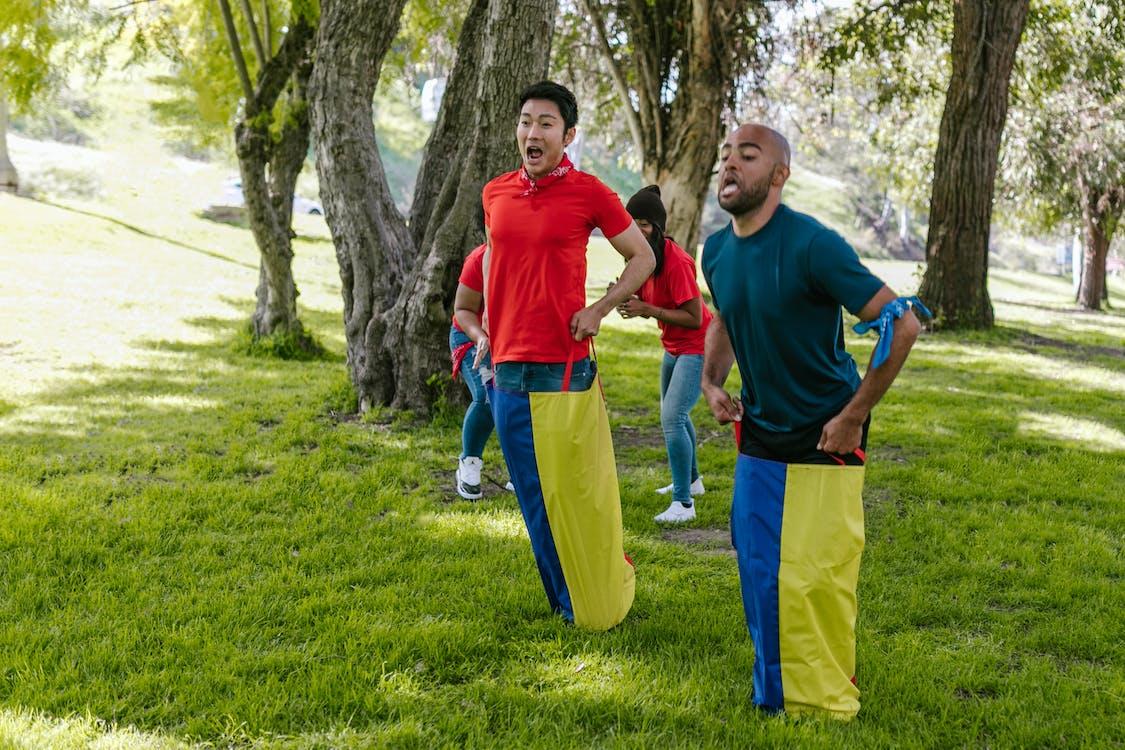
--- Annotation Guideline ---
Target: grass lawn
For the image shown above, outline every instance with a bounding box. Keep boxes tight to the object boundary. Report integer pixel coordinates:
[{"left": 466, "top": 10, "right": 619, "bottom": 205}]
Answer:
[
  {"left": 2, "top": 183, "right": 1123, "bottom": 747},
  {"left": 3, "top": 62, "right": 1124, "bottom": 748}
]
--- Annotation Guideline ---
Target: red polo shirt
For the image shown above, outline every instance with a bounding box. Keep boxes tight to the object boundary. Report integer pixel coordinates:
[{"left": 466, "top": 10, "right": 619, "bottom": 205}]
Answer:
[
  {"left": 483, "top": 169, "right": 633, "bottom": 364},
  {"left": 637, "top": 239, "right": 712, "bottom": 356},
  {"left": 451, "top": 244, "right": 486, "bottom": 332}
]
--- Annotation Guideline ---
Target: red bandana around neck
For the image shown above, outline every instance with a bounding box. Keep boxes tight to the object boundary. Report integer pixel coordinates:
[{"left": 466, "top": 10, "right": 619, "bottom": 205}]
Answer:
[{"left": 518, "top": 153, "right": 574, "bottom": 197}]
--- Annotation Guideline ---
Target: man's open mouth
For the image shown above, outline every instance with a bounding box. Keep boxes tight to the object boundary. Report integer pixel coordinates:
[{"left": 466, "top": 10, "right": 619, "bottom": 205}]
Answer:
[{"left": 720, "top": 174, "right": 740, "bottom": 198}]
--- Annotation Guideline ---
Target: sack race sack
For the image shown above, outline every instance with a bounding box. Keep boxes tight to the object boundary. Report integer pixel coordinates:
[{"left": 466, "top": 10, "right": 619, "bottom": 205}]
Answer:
[
  {"left": 731, "top": 453, "right": 865, "bottom": 719},
  {"left": 490, "top": 358, "right": 634, "bottom": 631}
]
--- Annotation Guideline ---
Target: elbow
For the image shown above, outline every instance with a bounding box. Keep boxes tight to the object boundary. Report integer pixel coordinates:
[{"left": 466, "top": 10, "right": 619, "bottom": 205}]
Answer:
[
  {"left": 901, "top": 312, "right": 922, "bottom": 345},
  {"left": 639, "top": 246, "right": 656, "bottom": 275}
]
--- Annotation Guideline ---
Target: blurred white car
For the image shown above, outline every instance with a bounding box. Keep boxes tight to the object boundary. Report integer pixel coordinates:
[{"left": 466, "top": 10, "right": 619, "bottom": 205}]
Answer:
[{"left": 213, "top": 176, "right": 323, "bottom": 215}]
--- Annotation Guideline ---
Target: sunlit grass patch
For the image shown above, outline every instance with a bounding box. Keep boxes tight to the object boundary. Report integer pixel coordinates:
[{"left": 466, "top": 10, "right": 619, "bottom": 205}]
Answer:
[
  {"left": 1018, "top": 411, "right": 1125, "bottom": 453},
  {"left": 0, "top": 707, "right": 190, "bottom": 750}
]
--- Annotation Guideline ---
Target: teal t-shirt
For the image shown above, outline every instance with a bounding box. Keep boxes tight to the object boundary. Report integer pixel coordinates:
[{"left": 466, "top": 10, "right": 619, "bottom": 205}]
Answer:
[{"left": 701, "top": 204, "right": 884, "bottom": 433}]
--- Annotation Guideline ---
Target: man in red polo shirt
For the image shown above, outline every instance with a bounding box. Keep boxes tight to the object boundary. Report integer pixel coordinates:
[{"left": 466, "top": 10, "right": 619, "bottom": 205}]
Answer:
[
  {"left": 471, "top": 81, "right": 654, "bottom": 380},
  {"left": 455, "top": 80, "right": 653, "bottom": 626}
]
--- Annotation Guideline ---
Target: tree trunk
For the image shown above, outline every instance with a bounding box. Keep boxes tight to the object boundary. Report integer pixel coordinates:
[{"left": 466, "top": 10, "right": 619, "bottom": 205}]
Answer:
[
  {"left": 231, "top": 15, "right": 317, "bottom": 344},
  {"left": 382, "top": 0, "right": 556, "bottom": 410},
  {"left": 0, "top": 89, "right": 18, "bottom": 194},
  {"left": 1077, "top": 189, "right": 1118, "bottom": 310},
  {"left": 643, "top": 123, "right": 719, "bottom": 256},
  {"left": 583, "top": 0, "right": 760, "bottom": 255},
  {"left": 250, "top": 57, "right": 314, "bottom": 339},
  {"left": 240, "top": 119, "right": 302, "bottom": 338},
  {"left": 918, "top": 0, "right": 1029, "bottom": 329},
  {"left": 654, "top": 0, "right": 739, "bottom": 255},
  {"left": 312, "top": 0, "right": 557, "bottom": 414},
  {"left": 311, "top": 0, "right": 412, "bottom": 410}
]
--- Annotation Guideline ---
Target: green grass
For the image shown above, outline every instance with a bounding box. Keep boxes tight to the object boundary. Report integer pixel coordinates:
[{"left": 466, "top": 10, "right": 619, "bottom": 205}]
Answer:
[
  {"left": 3, "top": 61, "right": 1125, "bottom": 749},
  {"left": 3, "top": 186, "right": 1123, "bottom": 747}
]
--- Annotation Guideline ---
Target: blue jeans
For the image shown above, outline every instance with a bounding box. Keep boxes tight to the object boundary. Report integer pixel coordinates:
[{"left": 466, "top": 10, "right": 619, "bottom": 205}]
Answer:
[
  {"left": 492, "top": 358, "right": 596, "bottom": 393},
  {"left": 450, "top": 327, "right": 494, "bottom": 458},
  {"left": 660, "top": 352, "right": 703, "bottom": 503}
]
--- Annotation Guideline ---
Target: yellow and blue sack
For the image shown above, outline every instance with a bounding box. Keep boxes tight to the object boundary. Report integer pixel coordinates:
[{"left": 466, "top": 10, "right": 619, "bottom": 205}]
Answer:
[
  {"left": 732, "top": 453, "right": 865, "bottom": 719},
  {"left": 489, "top": 362, "right": 635, "bottom": 631}
]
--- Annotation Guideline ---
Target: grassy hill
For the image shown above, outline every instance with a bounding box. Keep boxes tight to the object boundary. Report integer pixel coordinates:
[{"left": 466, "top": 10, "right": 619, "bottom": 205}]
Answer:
[{"left": 2, "top": 57, "right": 1124, "bottom": 750}]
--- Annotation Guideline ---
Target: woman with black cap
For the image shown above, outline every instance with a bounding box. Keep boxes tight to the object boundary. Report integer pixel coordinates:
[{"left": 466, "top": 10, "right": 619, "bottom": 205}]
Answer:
[{"left": 618, "top": 185, "right": 713, "bottom": 523}]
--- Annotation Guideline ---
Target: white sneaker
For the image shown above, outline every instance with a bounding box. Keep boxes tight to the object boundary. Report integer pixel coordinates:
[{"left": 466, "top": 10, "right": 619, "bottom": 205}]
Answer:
[
  {"left": 655, "top": 501, "right": 696, "bottom": 523},
  {"left": 655, "top": 477, "right": 705, "bottom": 496},
  {"left": 456, "top": 457, "right": 483, "bottom": 500},
  {"left": 504, "top": 481, "right": 515, "bottom": 492}
]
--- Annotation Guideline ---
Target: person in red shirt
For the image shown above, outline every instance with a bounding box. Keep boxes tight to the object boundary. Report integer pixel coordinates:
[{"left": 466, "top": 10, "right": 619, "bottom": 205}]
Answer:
[
  {"left": 468, "top": 82, "right": 655, "bottom": 378},
  {"left": 449, "top": 206, "right": 514, "bottom": 499},
  {"left": 455, "top": 80, "right": 654, "bottom": 626},
  {"left": 616, "top": 186, "right": 713, "bottom": 523}
]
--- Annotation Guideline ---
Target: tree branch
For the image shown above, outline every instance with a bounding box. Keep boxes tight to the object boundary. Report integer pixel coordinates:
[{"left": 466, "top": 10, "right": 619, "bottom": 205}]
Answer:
[
  {"left": 262, "top": 0, "right": 272, "bottom": 56},
  {"left": 252, "top": 14, "right": 315, "bottom": 112},
  {"left": 237, "top": 0, "right": 268, "bottom": 69},
  {"left": 625, "top": 0, "right": 661, "bottom": 159},
  {"left": 578, "top": 0, "right": 644, "bottom": 157},
  {"left": 217, "top": 0, "right": 256, "bottom": 106},
  {"left": 109, "top": 0, "right": 156, "bottom": 10}
]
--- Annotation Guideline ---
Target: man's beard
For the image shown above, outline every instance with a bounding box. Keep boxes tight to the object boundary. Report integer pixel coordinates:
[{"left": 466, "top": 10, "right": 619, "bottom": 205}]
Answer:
[{"left": 719, "top": 171, "right": 772, "bottom": 216}]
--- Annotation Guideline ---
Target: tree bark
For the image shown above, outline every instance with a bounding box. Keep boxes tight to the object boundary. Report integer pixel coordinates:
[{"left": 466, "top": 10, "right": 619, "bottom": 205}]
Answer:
[
  {"left": 311, "top": 0, "right": 412, "bottom": 409},
  {"left": 1076, "top": 184, "right": 1122, "bottom": 310},
  {"left": 230, "top": 14, "right": 317, "bottom": 343},
  {"left": 0, "top": 89, "right": 18, "bottom": 194},
  {"left": 918, "top": 0, "right": 1029, "bottom": 329},
  {"left": 312, "top": 0, "right": 557, "bottom": 413}
]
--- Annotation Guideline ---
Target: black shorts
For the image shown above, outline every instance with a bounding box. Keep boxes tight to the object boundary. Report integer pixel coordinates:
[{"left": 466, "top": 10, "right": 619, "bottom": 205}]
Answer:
[{"left": 739, "top": 413, "right": 870, "bottom": 466}]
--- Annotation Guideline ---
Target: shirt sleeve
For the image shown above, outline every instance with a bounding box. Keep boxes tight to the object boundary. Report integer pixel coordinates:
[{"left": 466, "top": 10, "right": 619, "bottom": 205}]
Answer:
[
  {"left": 459, "top": 246, "right": 485, "bottom": 292},
  {"left": 806, "top": 229, "right": 885, "bottom": 315},
  {"left": 588, "top": 178, "right": 634, "bottom": 238}
]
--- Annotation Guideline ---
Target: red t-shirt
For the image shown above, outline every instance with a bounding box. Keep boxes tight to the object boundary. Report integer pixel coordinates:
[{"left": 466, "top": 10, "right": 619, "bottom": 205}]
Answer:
[
  {"left": 451, "top": 244, "right": 486, "bottom": 332},
  {"left": 483, "top": 169, "right": 633, "bottom": 364},
  {"left": 636, "top": 239, "right": 712, "bottom": 356}
]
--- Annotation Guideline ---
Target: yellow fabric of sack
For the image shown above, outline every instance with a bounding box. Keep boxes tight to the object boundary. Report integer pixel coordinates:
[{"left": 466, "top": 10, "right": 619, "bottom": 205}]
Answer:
[
  {"left": 529, "top": 377, "right": 635, "bottom": 631},
  {"left": 778, "top": 464, "right": 865, "bottom": 719}
]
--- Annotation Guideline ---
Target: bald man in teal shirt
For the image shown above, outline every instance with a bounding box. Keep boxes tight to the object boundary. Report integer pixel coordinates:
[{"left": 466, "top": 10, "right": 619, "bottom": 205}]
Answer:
[{"left": 701, "top": 123, "right": 923, "bottom": 717}]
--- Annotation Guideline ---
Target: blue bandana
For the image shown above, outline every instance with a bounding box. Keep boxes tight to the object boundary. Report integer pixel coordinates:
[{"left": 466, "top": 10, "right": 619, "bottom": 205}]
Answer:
[{"left": 852, "top": 296, "right": 932, "bottom": 369}]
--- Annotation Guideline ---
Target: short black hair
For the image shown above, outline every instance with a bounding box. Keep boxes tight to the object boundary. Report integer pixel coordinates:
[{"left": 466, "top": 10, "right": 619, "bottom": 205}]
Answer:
[{"left": 518, "top": 80, "right": 578, "bottom": 131}]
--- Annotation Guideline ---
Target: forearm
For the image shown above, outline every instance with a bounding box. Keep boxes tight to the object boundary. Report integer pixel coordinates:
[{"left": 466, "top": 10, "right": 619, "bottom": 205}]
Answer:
[
  {"left": 839, "top": 310, "right": 920, "bottom": 422},
  {"left": 646, "top": 305, "right": 699, "bottom": 328},
  {"left": 703, "top": 317, "right": 735, "bottom": 388},
  {"left": 595, "top": 251, "right": 654, "bottom": 315},
  {"left": 454, "top": 309, "right": 486, "bottom": 344}
]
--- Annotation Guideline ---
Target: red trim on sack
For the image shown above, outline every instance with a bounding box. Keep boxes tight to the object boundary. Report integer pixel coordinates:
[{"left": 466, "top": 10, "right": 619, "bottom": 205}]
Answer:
[
  {"left": 850, "top": 675, "right": 858, "bottom": 686},
  {"left": 825, "top": 452, "right": 846, "bottom": 466},
  {"left": 854, "top": 448, "right": 866, "bottom": 463},
  {"left": 623, "top": 552, "right": 634, "bottom": 567}
]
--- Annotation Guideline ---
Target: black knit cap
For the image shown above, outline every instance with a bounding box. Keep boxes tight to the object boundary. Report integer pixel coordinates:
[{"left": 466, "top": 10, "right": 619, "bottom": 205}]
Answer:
[{"left": 625, "top": 185, "right": 667, "bottom": 232}]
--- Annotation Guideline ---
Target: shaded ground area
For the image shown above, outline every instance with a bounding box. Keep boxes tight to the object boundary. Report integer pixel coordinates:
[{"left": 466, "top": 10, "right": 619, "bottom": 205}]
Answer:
[{"left": 661, "top": 527, "right": 736, "bottom": 558}]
